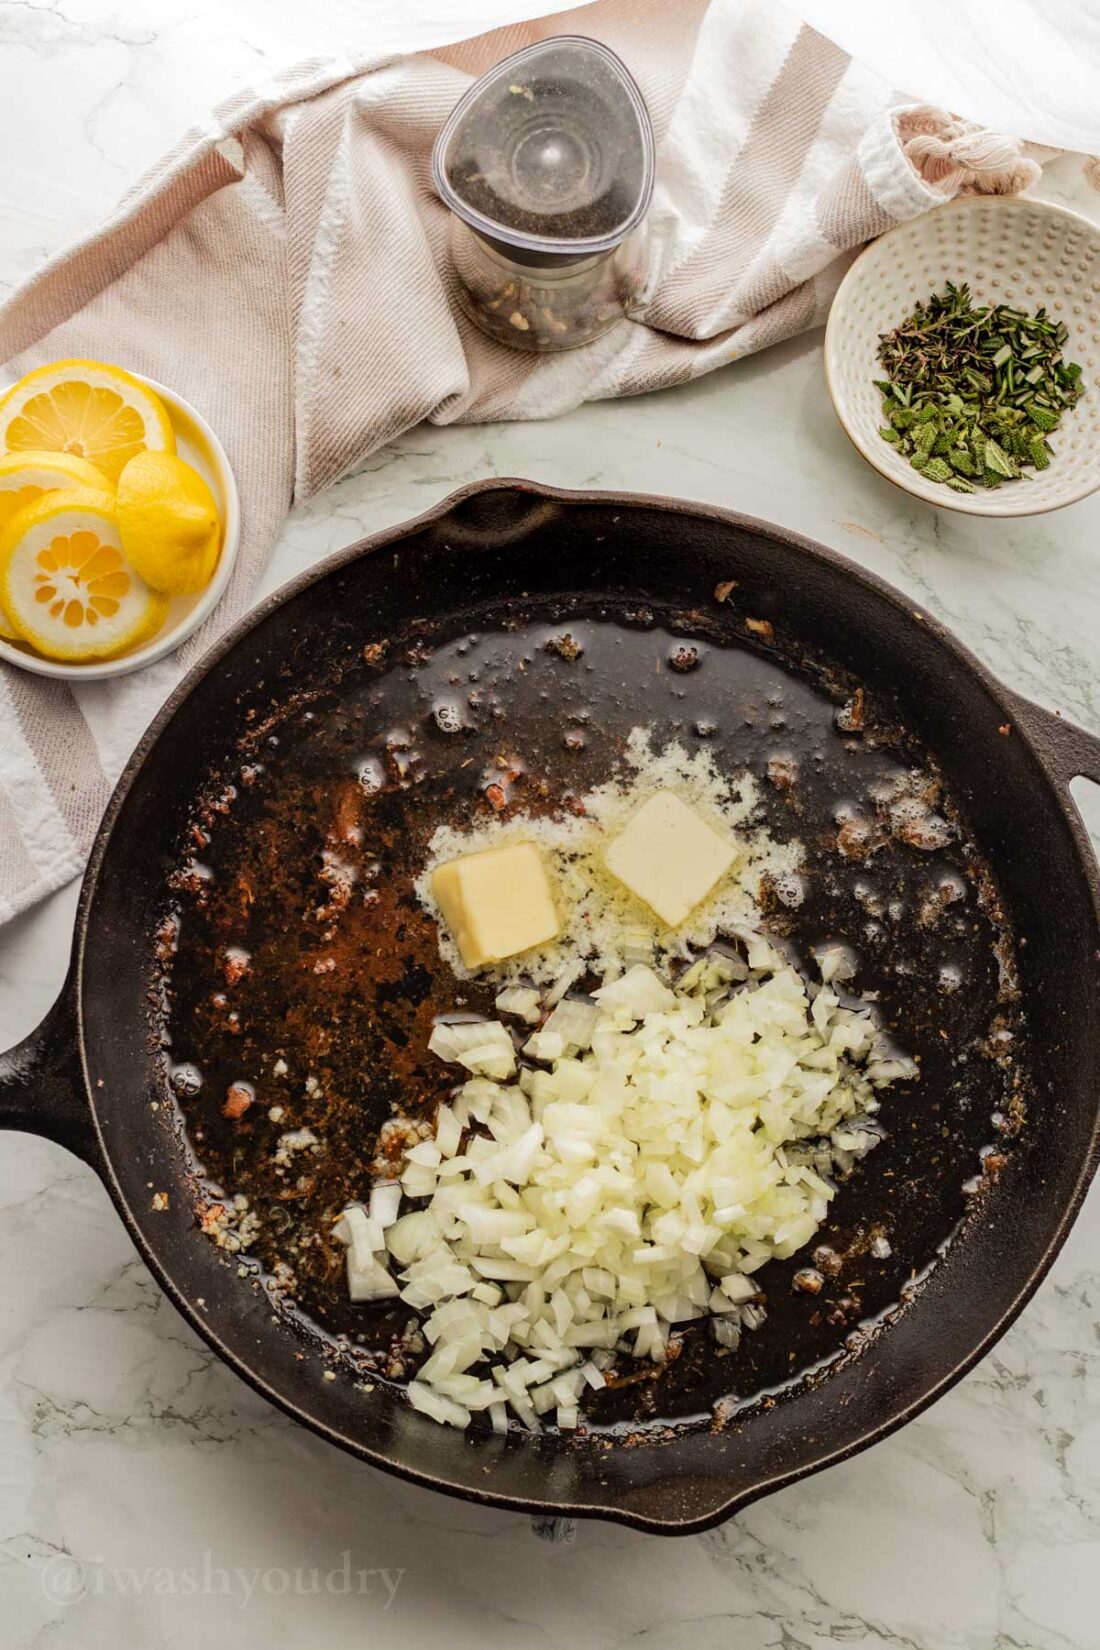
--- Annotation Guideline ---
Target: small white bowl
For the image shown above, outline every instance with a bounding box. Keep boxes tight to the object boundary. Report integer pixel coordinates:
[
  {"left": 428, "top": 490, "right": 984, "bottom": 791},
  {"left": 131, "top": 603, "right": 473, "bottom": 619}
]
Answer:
[
  {"left": 825, "top": 196, "right": 1100, "bottom": 516},
  {"left": 0, "top": 373, "right": 240, "bottom": 680}
]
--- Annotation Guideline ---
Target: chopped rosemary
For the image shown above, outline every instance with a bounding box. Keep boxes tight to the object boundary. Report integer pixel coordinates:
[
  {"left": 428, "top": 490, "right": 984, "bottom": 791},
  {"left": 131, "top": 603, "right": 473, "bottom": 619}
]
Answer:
[{"left": 873, "top": 282, "right": 1084, "bottom": 492}]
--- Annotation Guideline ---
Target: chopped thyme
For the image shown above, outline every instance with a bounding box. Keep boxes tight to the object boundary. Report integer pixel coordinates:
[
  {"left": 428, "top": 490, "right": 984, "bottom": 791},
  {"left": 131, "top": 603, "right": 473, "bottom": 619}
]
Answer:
[{"left": 874, "top": 283, "right": 1083, "bottom": 491}]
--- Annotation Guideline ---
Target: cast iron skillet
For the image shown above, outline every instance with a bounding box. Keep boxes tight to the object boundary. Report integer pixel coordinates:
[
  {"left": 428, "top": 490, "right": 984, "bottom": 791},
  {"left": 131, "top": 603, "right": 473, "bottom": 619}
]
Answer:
[{"left": 2, "top": 480, "right": 1099, "bottom": 1536}]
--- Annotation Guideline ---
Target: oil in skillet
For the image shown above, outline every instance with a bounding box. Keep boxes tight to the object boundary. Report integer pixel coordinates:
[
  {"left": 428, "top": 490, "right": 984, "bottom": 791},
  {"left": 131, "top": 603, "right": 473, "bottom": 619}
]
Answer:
[{"left": 159, "top": 608, "right": 1028, "bottom": 1426}]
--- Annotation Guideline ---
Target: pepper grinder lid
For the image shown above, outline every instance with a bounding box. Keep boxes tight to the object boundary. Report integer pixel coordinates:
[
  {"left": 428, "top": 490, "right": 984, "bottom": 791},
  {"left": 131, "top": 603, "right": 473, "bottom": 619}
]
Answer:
[{"left": 432, "top": 35, "right": 655, "bottom": 264}]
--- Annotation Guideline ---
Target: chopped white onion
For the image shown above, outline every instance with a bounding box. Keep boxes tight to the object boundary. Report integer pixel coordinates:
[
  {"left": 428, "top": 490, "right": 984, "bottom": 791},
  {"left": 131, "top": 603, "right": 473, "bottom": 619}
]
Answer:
[
  {"left": 428, "top": 1019, "right": 516, "bottom": 1080},
  {"left": 524, "top": 1029, "right": 564, "bottom": 1064},
  {"left": 713, "top": 1316, "right": 742, "bottom": 1350},
  {"left": 386, "top": 1209, "right": 440, "bottom": 1267},
  {"left": 813, "top": 942, "right": 857, "bottom": 984},
  {"left": 541, "top": 996, "right": 597, "bottom": 1053},
  {"left": 333, "top": 1203, "right": 384, "bottom": 1269},
  {"left": 347, "top": 1252, "right": 398, "bottom": 1302},
  {"left": 495, "top": 987, "right": 541, "bottom": 1024},
  {"left": 368, "top": 1182, "right": 402, "bottom": 1229},
  {"left": 545, "top": 961, "right": 585, "bottom": 1007},
  {"left": 592, "top": 964, "right": 676, "bottom": 1020},
  {"left": 354, "top": 948, "right": 911, "bottom": 1431},
  {"left": 866, "top": 1057, "right": 919, "bottom": 1085},
  {"left": 407, "top": 1380, "right": 471, "bottom": 1427}
]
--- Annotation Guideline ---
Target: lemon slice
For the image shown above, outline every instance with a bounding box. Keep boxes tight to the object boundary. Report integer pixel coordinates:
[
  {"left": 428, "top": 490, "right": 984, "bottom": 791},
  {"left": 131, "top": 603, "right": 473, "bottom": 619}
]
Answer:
[
  {"left": 0, "top": 452, "right": 115, "bottom": 641},
  {"left": 0, "top": 359, "right": 175, "bottom": 484},
  {"left": 117, "top": 451, "right": 221, "bottom": 595},
  {"left": 0, "top": 489, "right": 168, "bottom": 662},
  {"left": 0, "top": 450, "right": 114, "bottom": 529}
]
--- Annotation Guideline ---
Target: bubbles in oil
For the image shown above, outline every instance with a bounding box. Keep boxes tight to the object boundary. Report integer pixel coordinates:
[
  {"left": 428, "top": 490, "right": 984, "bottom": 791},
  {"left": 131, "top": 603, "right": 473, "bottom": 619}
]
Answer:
[
  {"left": 430, "top": 697, "right": 467, "bottom": 736},
  {"left": 357, "top": 756, "right": 386, "bottom": 794},
  {"left": 888, "top": 795, "right": 953, "bottom": 850},
  {"left": 169, "top": 1061, "right": 204, "bottom": 1098},
  {"left": 770, "top": 869, "right": 805, "bottom": 909}
]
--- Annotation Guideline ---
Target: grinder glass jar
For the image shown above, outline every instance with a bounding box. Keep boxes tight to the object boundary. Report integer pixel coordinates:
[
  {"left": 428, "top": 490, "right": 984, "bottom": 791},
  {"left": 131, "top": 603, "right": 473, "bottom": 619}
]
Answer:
[{"left": 432, "top": 36, "right": 655, "bottom": 353}]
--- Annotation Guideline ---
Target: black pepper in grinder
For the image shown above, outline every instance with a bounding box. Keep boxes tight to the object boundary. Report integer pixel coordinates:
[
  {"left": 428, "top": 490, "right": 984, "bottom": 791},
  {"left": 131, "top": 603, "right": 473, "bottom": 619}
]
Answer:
[{"left": 432, "top": 35, "right": 656, "bottom": 353}]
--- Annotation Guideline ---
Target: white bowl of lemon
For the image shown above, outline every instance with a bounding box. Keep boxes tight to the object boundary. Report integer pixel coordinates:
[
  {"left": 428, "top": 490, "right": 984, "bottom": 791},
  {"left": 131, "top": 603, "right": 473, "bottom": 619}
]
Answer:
[{"left": 0, "top": 359, "right": 239, "bottom": 679}]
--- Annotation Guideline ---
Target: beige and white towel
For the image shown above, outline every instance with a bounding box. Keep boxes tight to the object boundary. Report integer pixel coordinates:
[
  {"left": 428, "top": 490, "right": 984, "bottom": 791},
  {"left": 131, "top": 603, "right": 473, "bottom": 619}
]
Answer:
[{"left": 0, "top": 0, "right": 1044, "bottom": 922}]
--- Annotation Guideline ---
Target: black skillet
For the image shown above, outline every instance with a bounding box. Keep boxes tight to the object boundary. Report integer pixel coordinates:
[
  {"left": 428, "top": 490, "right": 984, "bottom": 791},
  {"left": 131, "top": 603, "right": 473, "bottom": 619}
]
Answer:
[{"left": 2, "top": 479, "right": 1098, "bottom": 1536}]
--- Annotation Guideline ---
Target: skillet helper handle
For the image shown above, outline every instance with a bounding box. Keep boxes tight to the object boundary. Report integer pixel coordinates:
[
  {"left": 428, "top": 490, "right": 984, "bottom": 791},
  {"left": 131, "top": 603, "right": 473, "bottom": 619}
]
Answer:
[
  {"left": 1007, "top": 692, "right": 1100, "bottom": 789},
  {"left": 0, "top": 972, "right": 98, "bottom": 1167}
]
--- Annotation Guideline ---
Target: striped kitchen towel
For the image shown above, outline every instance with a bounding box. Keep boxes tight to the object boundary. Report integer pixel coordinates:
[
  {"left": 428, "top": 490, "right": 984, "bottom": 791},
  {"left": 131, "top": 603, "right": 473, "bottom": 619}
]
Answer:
[{"left": 0, "top": 0, "right": 1044, "bottom": 922}]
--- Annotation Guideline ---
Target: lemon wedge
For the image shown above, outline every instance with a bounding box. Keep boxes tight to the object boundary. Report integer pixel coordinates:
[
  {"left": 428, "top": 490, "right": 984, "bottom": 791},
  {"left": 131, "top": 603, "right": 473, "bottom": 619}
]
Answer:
[
  {"left": 116, "top": 451, "right": 221, "bottom": 595},
  {"left": 0, "top": 359, "right": 175, "bottom": 484},
  {"left": 0, "top": 489, "right": 168, "bottom": 662}
]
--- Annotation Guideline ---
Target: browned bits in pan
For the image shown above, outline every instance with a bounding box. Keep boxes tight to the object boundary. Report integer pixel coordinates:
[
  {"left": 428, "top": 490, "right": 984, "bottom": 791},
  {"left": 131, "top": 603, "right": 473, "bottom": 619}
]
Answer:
[
  {"left": 223, "top": 948, "right": 251, "bottom": 986},
  {"left": 836, "top": 688, "right": 866, "bottom": 734},
  {"left": 667, "top": 644, "right": 700, "bottom": 673},
  {"left": 766, "top": 754, "right": 799, "bottom": 792},
  {"left": 545, "top": 631, "right": 583, "bottom": 662},
  {"left": 223, "top": 1083, "right": 254, "bottom": 1120}
]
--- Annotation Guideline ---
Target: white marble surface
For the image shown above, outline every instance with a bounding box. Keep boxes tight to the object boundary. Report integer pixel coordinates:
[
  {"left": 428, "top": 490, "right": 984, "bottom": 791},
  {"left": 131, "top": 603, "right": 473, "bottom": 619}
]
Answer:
[{"left": 2, "top": 4, "right": 1100, "bottom": 1645}]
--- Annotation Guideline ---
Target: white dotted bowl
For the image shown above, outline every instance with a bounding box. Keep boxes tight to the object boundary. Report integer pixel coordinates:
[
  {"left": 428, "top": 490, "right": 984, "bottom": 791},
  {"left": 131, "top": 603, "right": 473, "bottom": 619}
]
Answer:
[
  {"left": 825, "top": 196, "right": 1100, "bottom": 517},
  {"left": 0, "top": 373, "right": 240, "bottom": 680}
]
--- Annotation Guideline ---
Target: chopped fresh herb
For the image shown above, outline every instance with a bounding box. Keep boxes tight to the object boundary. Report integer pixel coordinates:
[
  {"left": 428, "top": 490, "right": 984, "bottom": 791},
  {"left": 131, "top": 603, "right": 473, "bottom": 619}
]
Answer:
[{"left": 873, "top": 283, "right": 1084, "bottom": 492}]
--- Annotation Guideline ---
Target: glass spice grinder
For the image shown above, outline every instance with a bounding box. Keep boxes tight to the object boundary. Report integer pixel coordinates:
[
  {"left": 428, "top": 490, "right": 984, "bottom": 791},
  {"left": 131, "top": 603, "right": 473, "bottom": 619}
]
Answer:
[{"left": 432, "top": 35, "right": 655, "bottom": 353}]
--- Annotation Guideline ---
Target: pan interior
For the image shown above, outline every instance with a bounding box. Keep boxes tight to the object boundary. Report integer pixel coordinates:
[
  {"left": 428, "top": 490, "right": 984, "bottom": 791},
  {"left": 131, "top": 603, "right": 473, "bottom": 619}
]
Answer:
[{"left": 154, "top": 592, "right": 1027, "bottom": 1432}]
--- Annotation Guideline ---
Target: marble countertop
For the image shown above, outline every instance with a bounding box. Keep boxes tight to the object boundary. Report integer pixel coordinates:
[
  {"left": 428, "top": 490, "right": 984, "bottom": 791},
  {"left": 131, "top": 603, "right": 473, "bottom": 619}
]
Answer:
[{"left": 2, "top": 5, "right": 1099, "bottom": 1646}]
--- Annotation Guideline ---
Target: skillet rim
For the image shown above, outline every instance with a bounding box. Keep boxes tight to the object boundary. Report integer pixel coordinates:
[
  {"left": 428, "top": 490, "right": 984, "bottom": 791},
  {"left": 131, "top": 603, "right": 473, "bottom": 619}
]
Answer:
[{"left": 71, "top": 477, "right": 1100, "bottom": 1534}]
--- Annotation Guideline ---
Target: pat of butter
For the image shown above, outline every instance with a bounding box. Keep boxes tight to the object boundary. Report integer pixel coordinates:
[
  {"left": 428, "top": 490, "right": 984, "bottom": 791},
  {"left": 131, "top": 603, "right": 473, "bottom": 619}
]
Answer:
[
  {"left": 604, "top": 790, "right": 737, "bottom": 928},
  {"left": 431, "top": 842, "right": 560, "bottom": 969}
]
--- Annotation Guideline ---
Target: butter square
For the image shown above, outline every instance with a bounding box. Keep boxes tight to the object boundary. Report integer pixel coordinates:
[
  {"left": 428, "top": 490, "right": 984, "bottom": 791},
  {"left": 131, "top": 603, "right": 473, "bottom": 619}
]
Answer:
[
  {"left": 604, "top": 790, "right": 736, "bottom": 928},
  {"left": 431, "top": 841, "right": 560, "bottom": 969}
]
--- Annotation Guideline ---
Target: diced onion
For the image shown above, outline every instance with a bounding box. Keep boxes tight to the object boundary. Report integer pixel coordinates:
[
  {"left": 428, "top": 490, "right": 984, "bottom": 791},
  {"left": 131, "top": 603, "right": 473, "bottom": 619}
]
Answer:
[
  {"left": 407, "top": 1380, "right": 471, "bottom": 1428},
  {"left": 593, "top": 964, "right": 676, "bottom": 1020},
  {"left": 541, "top": 997, "right": 597, "bottom": 1053},
  {"left": 347, "top": 1252, "right": 398, "bottom": 1302},
  {"left": 545, "top": 961, "right": 585, "bottom": 1007},
  {"left": 813, "top": 942, "right": 857, "bottom": 984},
  {"left": 495, "top": 988, "right": 541, "bottom": 1024},
  {"left": 352, "top": 949, "right": 911, "bottom": 1431},
  {"left": 333, "top": 1203, "right": 383, "bottom": 1268},
  {"left": 428, "top": 1019, "right": 516, "bottom": 1079},
  {"left": 368, "top": 1182, "right": 402, "bottom": 1229}
]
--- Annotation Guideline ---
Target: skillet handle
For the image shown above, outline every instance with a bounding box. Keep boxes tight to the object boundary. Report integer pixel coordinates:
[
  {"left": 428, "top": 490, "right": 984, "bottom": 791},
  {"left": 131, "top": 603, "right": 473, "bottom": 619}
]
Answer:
[
  {"left": 0, "top": 971, "right": 99, "bottom": 1167},
  {"left": 1006, "top": 692, "right": 1100, "bottom": 789}
]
